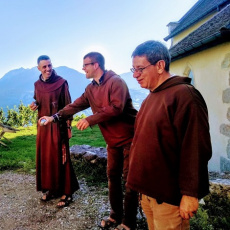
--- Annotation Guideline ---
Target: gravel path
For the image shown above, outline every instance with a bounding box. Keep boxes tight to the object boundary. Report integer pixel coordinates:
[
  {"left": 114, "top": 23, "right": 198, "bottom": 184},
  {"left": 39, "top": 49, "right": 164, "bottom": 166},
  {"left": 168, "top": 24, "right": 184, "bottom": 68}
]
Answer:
[
  {"left": 1, "top": 171, "right": 229, "bottom": 230},
  {"left": 0, "top": 171, "right": 110, "bottom": 230}
]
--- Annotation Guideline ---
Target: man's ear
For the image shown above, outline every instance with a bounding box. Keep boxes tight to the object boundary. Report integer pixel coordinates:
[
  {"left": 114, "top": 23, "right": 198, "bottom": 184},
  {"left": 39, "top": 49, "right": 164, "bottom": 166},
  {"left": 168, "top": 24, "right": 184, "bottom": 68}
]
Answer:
[
  {"left": 94, "top": 62, "right": 99, "bottom": 70},
  {"left": 157, "top": 60, "right": 165, "bottom": 74},
  {"left": 37, "top": 66, "right": 40, "bottom": 71}
]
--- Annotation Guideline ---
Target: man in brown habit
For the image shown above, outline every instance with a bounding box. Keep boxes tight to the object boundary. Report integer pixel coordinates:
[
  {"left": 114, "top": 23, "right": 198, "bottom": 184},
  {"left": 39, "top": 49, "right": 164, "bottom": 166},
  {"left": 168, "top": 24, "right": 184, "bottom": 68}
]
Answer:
[{"left": 30, "top": 55, "right": 79, "bottom": 208}]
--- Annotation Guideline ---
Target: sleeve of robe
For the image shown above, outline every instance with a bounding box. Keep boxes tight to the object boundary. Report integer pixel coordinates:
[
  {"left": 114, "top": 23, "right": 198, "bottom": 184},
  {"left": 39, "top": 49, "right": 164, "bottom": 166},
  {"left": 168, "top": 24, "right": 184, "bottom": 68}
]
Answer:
[
  {"left": 57, "top": 91, "right": 90, "bottom": 119},
  {"left": 61, "top": 81, "right": 73, "bottom": 125},
  {"left": 174, "top": 86, "right": 212, "bottom": 199}
]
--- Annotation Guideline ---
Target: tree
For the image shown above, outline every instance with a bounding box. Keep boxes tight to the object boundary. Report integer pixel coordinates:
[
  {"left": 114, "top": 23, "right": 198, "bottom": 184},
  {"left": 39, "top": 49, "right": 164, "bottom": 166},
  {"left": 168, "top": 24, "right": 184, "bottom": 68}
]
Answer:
[
  {"left": 0, "top": 108, "right": 6, "bottom": 124},
  {"left": 0, "top": 102, "right": 37, "bottom": 127}
]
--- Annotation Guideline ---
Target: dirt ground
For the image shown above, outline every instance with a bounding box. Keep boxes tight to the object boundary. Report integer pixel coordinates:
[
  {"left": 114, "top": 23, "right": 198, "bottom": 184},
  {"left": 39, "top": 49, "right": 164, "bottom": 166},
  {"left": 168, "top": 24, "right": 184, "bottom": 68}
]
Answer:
[
  {"left": 0, "top": 171, "right": 111, "bottom": 230},
  {"left": 1, "top": 171, "right": 229, "bottom": 230}
]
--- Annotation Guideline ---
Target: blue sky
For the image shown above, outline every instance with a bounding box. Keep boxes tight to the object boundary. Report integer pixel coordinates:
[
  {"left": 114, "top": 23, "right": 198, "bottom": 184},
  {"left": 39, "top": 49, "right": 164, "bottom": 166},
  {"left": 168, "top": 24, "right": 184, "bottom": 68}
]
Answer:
[{"left": 0, "top": 0, "right": 198, "bottom": 78}]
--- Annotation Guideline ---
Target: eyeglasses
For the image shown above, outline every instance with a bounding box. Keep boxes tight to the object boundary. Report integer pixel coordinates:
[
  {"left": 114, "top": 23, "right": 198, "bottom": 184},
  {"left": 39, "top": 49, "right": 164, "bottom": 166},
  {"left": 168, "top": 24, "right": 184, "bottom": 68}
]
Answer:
[
  {"left": 130, "top": 64, "right": 153, "bottom": 73},
  {"left": 83, "top": 62, "right": 95, "bottom": 68}
]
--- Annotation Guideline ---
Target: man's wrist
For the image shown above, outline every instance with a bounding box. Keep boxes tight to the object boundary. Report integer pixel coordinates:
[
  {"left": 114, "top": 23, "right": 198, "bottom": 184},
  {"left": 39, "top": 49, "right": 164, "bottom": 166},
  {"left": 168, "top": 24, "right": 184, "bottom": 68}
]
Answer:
[{"left": 52, "top": 113, "right": 59, "bottom": 123}]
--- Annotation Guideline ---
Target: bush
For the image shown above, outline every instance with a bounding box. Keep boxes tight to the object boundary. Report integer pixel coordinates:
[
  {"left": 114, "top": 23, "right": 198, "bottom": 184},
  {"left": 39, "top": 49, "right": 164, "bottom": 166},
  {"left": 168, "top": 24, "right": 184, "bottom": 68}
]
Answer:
[
  {"left": 190, "top": 207, "right": 213, "bottom": 230},
  {"left": 204, "top": 191, "right": 230, "bottom": 229},
  {"left": 0, "top": 102, "right": 37, "bottom": 127},
  {"left": 72, "top": 158, "right": 107, "bottom": 187},
  {"left": 74, "top": 113, "right": 87, "bottom": 122},
  {"left": 190, "top": 191, "right": 230, "bottom": 229},
  {"left": 0, "top": 108, "right": 5, "bottom": 123}
]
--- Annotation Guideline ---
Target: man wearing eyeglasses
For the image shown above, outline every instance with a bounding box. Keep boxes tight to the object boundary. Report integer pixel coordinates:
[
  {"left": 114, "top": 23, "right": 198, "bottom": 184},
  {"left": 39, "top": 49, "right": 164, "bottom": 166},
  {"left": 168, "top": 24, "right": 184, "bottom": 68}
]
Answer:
[
  {"left": 126, "top": 41, "right": 212, "bottom": 230},
  {"left": 40, "top": 52, "right": 138, "bottom": 230}
]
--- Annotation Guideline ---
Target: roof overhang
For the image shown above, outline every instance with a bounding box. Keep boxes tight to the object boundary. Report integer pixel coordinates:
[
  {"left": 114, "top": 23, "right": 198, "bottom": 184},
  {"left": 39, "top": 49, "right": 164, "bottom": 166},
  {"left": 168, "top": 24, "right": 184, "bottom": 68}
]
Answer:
[{"left": 170, "top": 28, "right": 230, "bottom": 62}]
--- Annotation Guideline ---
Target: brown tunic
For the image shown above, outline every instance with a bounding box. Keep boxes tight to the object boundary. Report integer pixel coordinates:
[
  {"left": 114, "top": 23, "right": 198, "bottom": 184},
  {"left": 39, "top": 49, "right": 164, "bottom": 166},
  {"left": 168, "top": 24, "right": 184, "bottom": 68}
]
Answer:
[
  {"left": 57, "top": 70, "right": 137, "bottom": 147},
  {"left": 34, "top": 70, "right": 79, "bottom": 195},
  {"left": 127, "top": 76, "right": 212, "bottom": 205}
]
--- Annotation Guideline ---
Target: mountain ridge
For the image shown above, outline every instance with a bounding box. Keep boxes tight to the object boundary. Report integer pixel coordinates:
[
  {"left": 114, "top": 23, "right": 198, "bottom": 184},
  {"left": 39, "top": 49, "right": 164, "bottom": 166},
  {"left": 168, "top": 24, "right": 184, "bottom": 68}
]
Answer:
[{"left": 0, "top": 66, "right": 148, "bottom": 113}]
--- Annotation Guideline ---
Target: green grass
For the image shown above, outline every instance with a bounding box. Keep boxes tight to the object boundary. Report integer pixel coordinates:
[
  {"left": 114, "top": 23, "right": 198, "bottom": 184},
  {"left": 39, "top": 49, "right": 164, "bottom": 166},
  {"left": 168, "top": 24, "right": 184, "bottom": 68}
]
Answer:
[
  {"left": 0, "top": 126, "right": 37, "bottom": 172},
  {"left": 70, "top": 123, "right": 106, "bottom": 147},
  {"left": 0, "top": 121, "right": 105, "bottom": 173}
]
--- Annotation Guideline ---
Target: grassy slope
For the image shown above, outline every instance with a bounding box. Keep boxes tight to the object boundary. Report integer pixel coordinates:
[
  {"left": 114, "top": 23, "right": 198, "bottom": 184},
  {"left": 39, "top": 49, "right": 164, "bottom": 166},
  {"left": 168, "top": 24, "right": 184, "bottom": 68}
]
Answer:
[{"left": 0, "top": 121, "right": 105, "bottom": 172}]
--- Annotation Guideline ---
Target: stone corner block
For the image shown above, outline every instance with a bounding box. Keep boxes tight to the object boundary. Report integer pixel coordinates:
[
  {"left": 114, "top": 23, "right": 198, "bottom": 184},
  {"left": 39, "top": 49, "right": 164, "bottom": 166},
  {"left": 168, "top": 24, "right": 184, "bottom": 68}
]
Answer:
[{"left": 220, "top": 156, "right": 230, "bottom": 172}]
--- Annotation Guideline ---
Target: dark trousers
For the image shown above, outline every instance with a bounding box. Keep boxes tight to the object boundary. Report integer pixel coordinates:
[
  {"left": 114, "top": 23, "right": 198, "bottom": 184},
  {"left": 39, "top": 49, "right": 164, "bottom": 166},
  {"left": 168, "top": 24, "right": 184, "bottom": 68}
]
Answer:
[{"left": 107, "top": 144, "right": 138, "bottom": 229}]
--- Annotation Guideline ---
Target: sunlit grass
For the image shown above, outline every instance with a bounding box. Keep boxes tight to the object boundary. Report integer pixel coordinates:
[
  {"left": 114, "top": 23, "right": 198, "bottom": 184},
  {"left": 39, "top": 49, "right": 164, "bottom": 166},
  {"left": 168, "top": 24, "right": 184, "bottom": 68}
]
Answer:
[
  {"left": 0, "top": 126, "right": 37, "bottom": 172},
  {"left": 0, "top": 121, "right": 105, "bottom": 173},
  {"left": 70, "top": 123, "right": 106, "bottom": 147}
]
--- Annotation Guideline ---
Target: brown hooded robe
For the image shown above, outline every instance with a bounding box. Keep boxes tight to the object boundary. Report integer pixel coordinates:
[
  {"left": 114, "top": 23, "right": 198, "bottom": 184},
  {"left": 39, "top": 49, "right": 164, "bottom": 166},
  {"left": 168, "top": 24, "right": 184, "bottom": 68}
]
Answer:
[{"left": 34, "top": 70, "right": 79, "bottom": 195}]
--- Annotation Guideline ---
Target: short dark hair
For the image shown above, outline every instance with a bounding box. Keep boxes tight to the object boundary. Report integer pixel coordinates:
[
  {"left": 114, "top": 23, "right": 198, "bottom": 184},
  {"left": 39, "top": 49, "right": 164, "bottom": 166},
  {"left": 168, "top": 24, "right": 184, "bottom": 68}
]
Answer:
[
  {"left": 132, "top": 40, "right": 171, "bottom": 72},
  {"left": 83, "top": 52, "right": 105, "bottom": 71},
  {"left": 37, "top": 55, "right": 50, "bottom": 65}
]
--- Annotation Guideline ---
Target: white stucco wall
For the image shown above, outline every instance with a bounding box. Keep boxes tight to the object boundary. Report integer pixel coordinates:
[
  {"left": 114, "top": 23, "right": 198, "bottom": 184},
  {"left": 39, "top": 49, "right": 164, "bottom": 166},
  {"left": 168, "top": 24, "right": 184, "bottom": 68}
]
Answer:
[{"left": 170, "top": 43, "right": 230, "bottom": 172}]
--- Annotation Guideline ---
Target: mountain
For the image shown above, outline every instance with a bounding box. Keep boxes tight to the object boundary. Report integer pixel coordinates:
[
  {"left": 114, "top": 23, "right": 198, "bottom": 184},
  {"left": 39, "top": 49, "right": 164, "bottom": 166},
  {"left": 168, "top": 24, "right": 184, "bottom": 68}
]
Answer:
[
  {"left": 120, "top": 72, "right": 142, "bottom": 90},
  {"left": 0, "top": 66, "right": 90, "bottom": 111},
  {"left": 0, "top": 67, "right": 148, "bottom": 113},
  {"left": 120, "top": 72, "right": 149, "bottom": 109}
]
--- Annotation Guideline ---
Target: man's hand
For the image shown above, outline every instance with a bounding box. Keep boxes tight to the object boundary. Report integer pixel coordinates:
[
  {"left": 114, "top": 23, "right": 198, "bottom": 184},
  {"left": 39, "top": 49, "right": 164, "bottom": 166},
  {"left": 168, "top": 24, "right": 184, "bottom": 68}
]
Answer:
[
  {"left": 39, "top": 116, "right": 54, "bottom": 125},
  {"left": 76, "top": 118, "right": 89, "bottom": 131},
  {"left": 180, "top": 195, "right": 199, "bottom": 220},
  {"left": 29, "top": 101, "right": 38, "bottom": 111}
]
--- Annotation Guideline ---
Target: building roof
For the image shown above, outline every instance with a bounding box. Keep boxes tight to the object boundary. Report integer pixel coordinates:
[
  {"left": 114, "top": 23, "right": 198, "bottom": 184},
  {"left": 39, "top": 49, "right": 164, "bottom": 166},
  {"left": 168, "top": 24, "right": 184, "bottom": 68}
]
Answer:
[
  {"left": 164, "top": 0, "right": 229, "bottom": 41},
  {"left": 168, "top": 3, "right": 230, "bottom": 61}
]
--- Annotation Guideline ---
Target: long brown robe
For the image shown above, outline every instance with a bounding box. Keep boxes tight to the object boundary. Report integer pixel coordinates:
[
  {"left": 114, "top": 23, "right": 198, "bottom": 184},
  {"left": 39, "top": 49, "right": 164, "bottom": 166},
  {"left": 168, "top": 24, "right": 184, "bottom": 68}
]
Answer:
[
  {"left": 127, "top": 76, "right": 212, "bottom": 206},
  {"left": 34, "top": 70, "right": 79, "bottom": 196}
]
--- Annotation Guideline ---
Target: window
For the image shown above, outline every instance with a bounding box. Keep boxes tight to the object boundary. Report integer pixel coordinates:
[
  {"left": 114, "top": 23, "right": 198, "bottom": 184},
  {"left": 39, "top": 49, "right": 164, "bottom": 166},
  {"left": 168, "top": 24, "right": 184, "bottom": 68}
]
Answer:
[
  {"left": 183, "top": 65, "right": 195, "bottom": 86},
  {"left": 188, "top": 70, "right": 194, "bottom": 85}
]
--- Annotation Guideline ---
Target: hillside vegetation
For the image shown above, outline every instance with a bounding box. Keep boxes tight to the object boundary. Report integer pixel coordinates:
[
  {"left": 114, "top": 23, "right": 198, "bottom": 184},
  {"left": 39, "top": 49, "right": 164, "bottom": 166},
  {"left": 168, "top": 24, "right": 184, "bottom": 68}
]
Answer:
[{"left": 0, "top": 121, "right": 105, "bottom": 172}]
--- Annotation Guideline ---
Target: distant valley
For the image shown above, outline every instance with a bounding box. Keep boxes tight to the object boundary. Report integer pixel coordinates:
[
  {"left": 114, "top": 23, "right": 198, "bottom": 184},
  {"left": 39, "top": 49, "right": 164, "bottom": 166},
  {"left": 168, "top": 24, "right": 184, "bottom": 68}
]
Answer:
[{"left": 0, "top": 67, "right": 148, "bottom": 115}]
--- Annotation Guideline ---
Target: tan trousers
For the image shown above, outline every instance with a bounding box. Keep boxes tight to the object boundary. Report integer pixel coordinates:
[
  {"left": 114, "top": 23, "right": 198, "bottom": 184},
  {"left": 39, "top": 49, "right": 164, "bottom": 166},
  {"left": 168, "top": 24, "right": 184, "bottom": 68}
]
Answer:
[{"left": 141, "top": 194, "right": 190, "bottom": 230}]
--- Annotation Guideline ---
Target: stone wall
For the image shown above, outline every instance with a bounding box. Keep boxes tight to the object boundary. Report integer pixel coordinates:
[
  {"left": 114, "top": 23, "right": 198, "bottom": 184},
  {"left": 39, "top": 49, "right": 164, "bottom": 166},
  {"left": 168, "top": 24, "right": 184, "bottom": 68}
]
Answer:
[
  {"left": 70, "top": 144, "right": 230, "bottom": 197},
  {"left": 70, "top": 144, "right": 107, "bottom": 165},
  {"left": 220, "top": 54, "right": 230, "bottom": 172}
]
